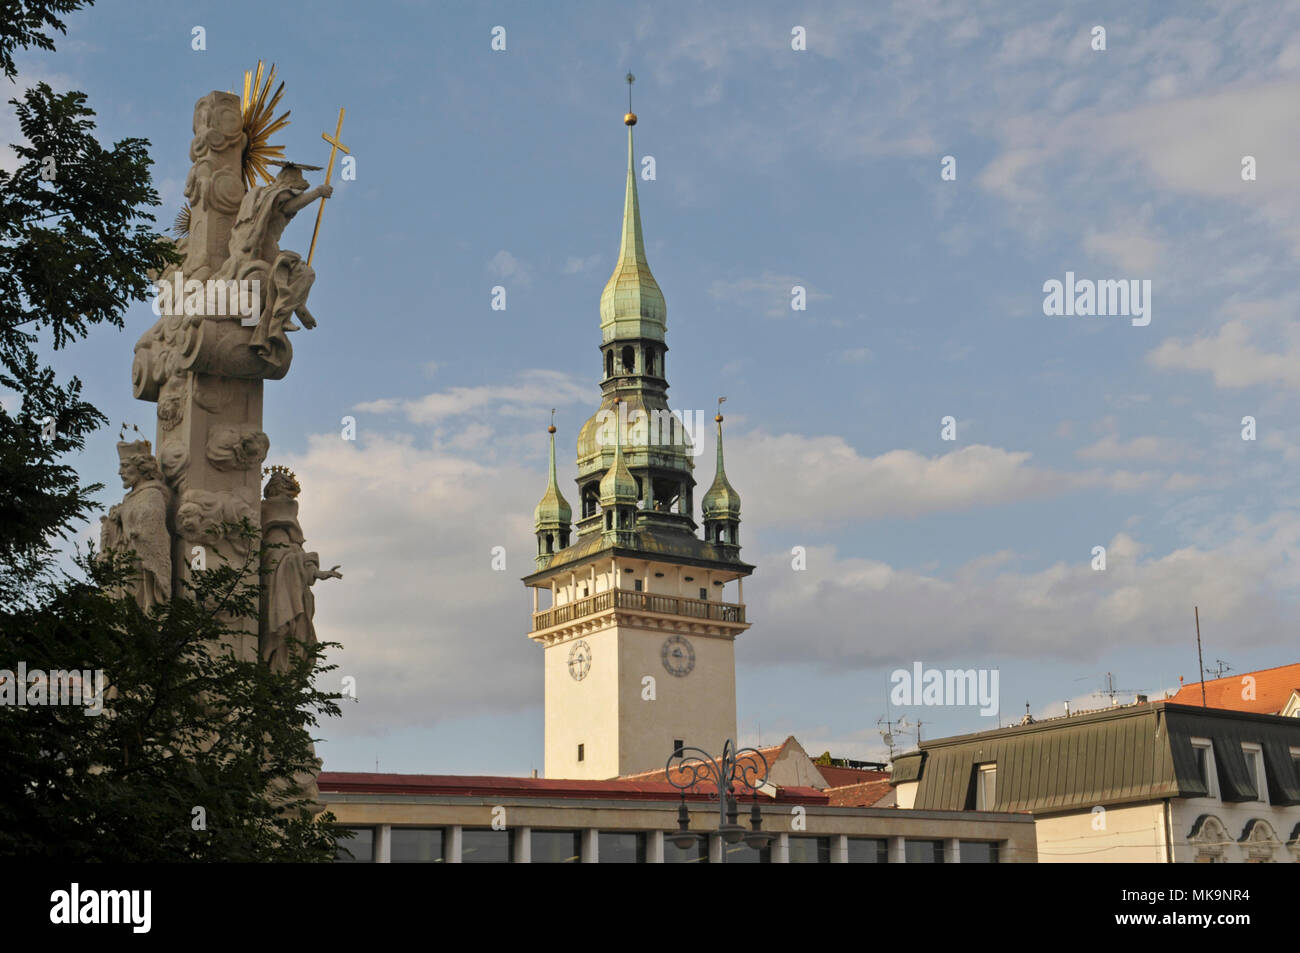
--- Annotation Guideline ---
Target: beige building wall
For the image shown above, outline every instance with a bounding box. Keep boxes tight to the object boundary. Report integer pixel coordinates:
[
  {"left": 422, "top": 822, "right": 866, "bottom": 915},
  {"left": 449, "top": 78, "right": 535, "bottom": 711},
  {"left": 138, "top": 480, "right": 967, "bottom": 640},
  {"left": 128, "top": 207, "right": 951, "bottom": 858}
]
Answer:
[
  {"left": 617, "top": 626, "right": 736, "bottom": 777},
  {"left": 1170, "top": 793, "right": 1300, "bottom": 863},
  {"left": 894, "top": 780, "right": 918, "bottom": 809},
  {"left": 1032, "top": 801, "right": 1168, "bottom": 863},
  {"left": 544, "top": 627, "right": 621, "bottom": 779},
  {"left": 544, "top": 623, "right": 738, "bottom": 779}
]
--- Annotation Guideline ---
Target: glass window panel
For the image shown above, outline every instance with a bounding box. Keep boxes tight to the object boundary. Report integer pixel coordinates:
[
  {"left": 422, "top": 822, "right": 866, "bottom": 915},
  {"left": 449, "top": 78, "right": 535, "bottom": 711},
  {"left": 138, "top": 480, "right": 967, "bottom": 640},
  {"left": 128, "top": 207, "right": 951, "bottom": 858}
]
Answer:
[
  {"left": 976, "top": 764, "right": 997, "bottom": 810},
  {"left": 723, "top": 840, "right": 770, "bottom": 863},
  {"left": 598, "top": 831, "right": 646, "bottom": 863},
  {"left": 904, "top": 839, "right": 945, "bottom": 863},
  {"left": 333, "top": 826, "right": 374, "bottom": 863},
  {"left": 847, "top": 837, "right": 888, "bottom": 863},
  {"left": 531, "top": 830, "right": 581, "bottom": 864},
  {"left": 1194, "top": 746, "right": 1210, "bottom": 787},
  {"left": 664, "top": 837, "right": 708, "bottom": 864},
  {"left": 390, "top": 827, "right": 444, "bottom": 863},
  {"left": 959, "top": 840, "right": 1000, "bottom": 863},
  {"left": 461, "top": 828, "right": 512, "bottom": 864},
  {"left": 788, "top": 836, "right": 831, "bottom": 863}
]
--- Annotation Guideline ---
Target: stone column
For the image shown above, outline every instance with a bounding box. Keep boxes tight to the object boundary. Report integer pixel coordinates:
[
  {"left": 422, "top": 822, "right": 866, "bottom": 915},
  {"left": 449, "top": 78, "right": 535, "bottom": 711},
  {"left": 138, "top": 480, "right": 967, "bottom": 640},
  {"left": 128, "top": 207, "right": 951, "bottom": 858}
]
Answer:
[
  {"left": 133, "top": 91, "right": 267, "bottom": 663},
  {"left": 889, "top": 835, "right": 905, "bottom": 863},
  {"left": 513, "top": 827, "right": 531, "bottom": 863}
]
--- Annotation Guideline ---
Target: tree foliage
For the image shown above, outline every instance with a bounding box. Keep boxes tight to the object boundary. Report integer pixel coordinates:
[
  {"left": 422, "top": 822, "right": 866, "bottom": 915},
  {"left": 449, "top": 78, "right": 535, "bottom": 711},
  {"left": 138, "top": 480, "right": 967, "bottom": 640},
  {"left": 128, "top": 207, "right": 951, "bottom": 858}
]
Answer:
[{"left": 0, "top": 0, "right": 344, "bottom": 861}]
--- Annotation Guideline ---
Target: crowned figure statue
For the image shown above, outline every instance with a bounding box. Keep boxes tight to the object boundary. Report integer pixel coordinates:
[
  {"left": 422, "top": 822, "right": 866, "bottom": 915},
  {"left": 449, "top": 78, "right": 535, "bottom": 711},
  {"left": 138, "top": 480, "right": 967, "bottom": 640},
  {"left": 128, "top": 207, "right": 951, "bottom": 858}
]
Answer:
[
  {"left": 259, "top": 466, "right": 341, "bottom": 673},
  {"left": 100, "top": 438, "right": 173, "bottom": 612}
]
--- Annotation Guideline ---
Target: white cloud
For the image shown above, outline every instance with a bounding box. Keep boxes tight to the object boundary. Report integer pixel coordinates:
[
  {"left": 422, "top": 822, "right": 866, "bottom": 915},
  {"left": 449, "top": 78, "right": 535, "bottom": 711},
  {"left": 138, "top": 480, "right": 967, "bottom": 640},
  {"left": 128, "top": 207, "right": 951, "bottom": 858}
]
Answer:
[
  {"left": 743, "top": 520, "right": 1300, "bottom": 671},
  {"left": 288, "top": 431, "right": 545, "bottom": 734},
  {"left": 1076, "top": 434, "right": 1186, "bottom": 464},
  {"left": 355, "top": 369, "right": 589, "bottom": 426},
  {"left": 487, "top": 249, "right": 531, "bottom": 286},
  {"left": 730, "top": 431, "right": 1158, "bottom": 530},
  {"left": 707, "top": 273, "right": 829, "bottom": 319},
  {"left": 1083, "top": 227, "right": 1165, "bottom": 272},
  {"left": 1148, "top": 296, "right": 1300, "bottom": 390},
  {"left": 837, "top": 346, "right": 874, "bottom": 364},
  {"left": 563, "top": 253, "right": 604, "bottom": 275}
]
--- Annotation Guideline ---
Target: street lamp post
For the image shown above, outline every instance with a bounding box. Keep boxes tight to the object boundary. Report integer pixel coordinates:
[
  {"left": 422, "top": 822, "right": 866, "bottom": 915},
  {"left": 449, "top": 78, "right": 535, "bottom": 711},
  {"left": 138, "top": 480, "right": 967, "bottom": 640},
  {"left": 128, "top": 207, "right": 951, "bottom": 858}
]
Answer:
[{"left": 665, "top": 739, "right": 774, "bottom": 859}]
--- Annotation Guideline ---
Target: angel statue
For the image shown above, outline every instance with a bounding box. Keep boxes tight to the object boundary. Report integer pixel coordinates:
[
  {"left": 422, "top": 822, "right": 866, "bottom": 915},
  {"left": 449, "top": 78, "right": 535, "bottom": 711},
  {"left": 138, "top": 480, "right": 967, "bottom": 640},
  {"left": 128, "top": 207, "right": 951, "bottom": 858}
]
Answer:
[
  {"left": 259, "top": 467, "right": 341, "bottom": 674},
  {"left": 100, "top": 439, "right": 173, "bottom": 612}
]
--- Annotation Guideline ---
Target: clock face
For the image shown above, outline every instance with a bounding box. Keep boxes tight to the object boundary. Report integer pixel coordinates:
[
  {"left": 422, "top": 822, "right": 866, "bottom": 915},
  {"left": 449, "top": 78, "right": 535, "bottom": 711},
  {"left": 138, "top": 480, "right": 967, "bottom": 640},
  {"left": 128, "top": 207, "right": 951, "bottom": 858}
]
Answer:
[
  {"left": 661, "top": 635, "right": 695, "bottom": 677},
  {"left": 568, "top": 640, "right": 592, "bottom": 681}
]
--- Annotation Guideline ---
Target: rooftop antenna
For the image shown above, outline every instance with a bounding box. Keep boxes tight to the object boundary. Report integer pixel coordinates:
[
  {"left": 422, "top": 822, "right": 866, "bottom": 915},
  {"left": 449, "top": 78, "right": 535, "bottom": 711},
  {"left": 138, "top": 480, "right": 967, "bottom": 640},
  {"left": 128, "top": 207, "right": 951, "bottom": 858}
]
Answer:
[
  {"left": 1100, "top": 672, "right": 1142, "bottom": 706},
  {"left": 1195, "top": 606, "right": 1207, "bottom": 707},
  {"left": 876, "top": 716, "right": 900, "bottom": 760},
  {"left": 1209, "top": 658, "right": 1232, "bottom": 678}
]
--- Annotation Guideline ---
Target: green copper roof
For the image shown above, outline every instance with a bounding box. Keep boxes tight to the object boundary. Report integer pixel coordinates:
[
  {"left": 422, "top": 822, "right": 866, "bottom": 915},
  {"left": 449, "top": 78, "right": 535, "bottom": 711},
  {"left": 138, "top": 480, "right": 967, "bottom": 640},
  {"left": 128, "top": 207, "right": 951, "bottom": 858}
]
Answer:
[
  {"left": 598, "top": 406, "right": 638, "bottom": 504},
  {"left": 894, "top": 702, "right": 1300, "bottom": 812},
  {"left": 599, "top": 125, "right": 666, "bottom": 344},
  {"left": 534, "top": 428, "right": 572, "bottom": 527},
  {"left": 701, "top": 416, "right": 741, "bottom": 519}
]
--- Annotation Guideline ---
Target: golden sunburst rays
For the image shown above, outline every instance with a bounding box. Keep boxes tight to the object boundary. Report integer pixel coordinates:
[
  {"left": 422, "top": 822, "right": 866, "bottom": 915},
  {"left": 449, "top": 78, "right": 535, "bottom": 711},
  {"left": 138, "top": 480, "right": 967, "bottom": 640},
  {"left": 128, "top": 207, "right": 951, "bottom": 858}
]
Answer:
[
  {"left": 173, "top": 203, "right": 191, "bottom": 237},
  {"left": 240, "top": 60, "right": 290, "bottom": 190}
]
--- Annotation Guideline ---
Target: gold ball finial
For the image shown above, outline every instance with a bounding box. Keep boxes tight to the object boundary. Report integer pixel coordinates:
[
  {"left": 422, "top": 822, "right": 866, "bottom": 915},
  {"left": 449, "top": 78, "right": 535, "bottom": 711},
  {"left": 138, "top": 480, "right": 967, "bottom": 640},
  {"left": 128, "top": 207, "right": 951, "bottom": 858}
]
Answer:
[
  {"left": 625, "top": 112, "right": 637, "bottom": 126},
  {"left": 548, "top": 425, "right": 557, "bottom": 434},
  {"left": 715, "top": 414, "right": 723, "bottom": 423},
  {"left": 624, "top": 72, "right": 637, "bottom": 125}
]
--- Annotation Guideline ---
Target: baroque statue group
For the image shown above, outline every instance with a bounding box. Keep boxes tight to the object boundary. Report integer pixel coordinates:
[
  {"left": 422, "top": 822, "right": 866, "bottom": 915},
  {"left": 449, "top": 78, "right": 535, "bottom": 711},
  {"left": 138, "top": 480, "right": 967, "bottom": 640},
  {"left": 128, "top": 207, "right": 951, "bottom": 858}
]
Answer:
[{"left": 99, "top": 75, "right": 342, "bottom": 676}]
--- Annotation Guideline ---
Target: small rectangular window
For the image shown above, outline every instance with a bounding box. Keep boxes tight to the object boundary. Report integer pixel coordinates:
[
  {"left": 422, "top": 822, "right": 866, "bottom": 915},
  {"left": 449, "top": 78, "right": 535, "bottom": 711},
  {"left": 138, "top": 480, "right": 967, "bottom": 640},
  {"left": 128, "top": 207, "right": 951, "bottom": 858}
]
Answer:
[
  {"left": 1191, "top": 738, "right": 1216, "bottom": 797},
  {"left": 1242, "top": 744, "right": 1267, "bottom": 803},
  {"left": 634, "top": 579, "right": 643, "bottom": 592},
  {"left": 577, "top": 743, "right": 584, "bottom": 762},
  {"left": 699, "top": 587, "right": 707, "bottom": 600},
  {"left": 673, "top": 739, "right": 684, "bottom": 754}
]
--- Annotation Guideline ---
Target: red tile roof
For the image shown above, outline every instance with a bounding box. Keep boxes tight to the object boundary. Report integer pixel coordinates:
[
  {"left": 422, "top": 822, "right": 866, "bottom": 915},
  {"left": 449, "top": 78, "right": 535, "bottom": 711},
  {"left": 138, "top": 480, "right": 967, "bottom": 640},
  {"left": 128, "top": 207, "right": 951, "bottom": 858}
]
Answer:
[
  {"left": 824, "top": 780, "right": 894, "bottom": 808},
  {"left": 1167, "top": 662, "right": 1300, "bottom": 715},
  {"left": 617, "top": 738, "right": 793, "bottom": 787},
  {"left": 317, "top": 771, "right": 828, "bottom": 804}
]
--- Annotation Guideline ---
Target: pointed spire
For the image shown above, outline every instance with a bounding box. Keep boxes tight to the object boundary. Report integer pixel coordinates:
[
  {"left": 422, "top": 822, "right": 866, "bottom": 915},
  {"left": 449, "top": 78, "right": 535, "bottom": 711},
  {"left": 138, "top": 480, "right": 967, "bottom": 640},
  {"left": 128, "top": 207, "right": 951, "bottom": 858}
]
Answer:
[
  {"left": 600, "top": 80, "right": 666, "bottom": 344},
  {"left": 599, "top": 401, "right": 638, "bottom": 505},
  {"left": 702, "top": 405, "right": 741, "bottom": 521},
  {"left": 534, "top": 414, "right": 572, "bottom": 528}
]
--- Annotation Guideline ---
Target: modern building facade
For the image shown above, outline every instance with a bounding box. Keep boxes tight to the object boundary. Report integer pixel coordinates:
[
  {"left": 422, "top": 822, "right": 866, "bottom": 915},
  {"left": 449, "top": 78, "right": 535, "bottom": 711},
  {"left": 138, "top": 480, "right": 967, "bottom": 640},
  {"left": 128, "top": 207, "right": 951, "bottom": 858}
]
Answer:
[{"left": 320, "top": 769, "right": 1036, "bottom": 863}]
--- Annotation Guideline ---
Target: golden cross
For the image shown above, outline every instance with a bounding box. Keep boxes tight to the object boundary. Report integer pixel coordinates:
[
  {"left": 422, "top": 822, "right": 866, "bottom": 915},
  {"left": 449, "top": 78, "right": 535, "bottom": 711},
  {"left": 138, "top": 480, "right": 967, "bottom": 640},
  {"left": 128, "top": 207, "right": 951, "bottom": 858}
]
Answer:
[{"left": 308, "top": 107, "right": 349, "bottom": 267}]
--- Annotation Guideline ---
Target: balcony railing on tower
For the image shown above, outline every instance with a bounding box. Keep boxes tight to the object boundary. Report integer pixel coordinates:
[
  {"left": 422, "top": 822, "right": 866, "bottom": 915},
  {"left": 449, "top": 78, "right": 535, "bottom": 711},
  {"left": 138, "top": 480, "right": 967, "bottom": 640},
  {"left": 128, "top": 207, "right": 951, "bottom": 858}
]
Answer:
[{"left": 531, "top": 587, "right": 745, "bottom": 632}]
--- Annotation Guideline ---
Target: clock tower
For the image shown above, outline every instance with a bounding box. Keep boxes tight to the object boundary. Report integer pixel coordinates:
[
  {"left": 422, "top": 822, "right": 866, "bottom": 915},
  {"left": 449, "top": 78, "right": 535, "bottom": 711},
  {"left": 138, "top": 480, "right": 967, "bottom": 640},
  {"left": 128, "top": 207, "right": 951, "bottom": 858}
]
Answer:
[{"left": 522, "top": 103, "right": 753, "bottom": 780}]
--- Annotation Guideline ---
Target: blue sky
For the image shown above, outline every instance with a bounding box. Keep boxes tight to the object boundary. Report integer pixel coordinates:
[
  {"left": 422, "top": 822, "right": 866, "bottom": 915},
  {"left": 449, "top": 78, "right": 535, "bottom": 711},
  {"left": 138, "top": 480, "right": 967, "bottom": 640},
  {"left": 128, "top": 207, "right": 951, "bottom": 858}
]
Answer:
[{"left": 13, "top": 0, "right": 1300, "bottom": 773}]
